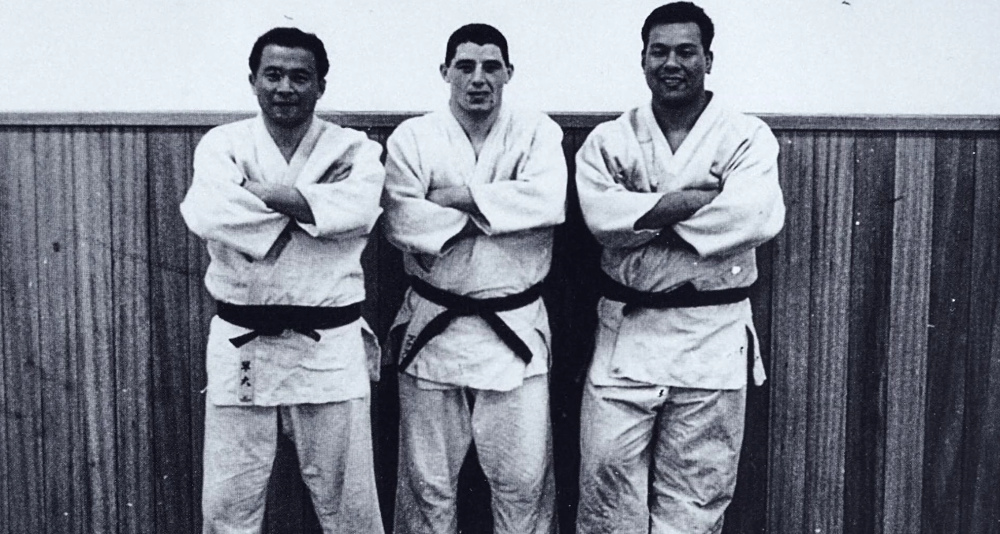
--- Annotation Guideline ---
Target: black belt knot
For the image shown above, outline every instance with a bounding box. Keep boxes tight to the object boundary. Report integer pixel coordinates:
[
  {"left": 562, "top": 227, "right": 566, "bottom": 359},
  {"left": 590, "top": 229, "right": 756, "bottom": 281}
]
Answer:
[
  {"left": 598, "top": 272, "right": 751, "bottom": 316},
  {"left": 398, "top": 277, "right": 544, "bottom": 372},
  {"left": 216, "top": 301, "right": 363, "bottom": 348}
]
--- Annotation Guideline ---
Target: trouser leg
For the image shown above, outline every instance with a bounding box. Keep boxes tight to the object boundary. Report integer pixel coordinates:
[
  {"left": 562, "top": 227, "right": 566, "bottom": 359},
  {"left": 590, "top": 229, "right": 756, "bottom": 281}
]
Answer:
[
  {"left": 576, "top": 380, "right": 660, "bottom": 534},
  {"left": 394, "top": 374, "right": 472, "bottom": 534},
  {"left": 472, "top": 375, "right": 557, "bottom": 534},
  {"left": 649, "top": 387, "right": 746, "bottom": 534},
  {"left": 283, "top": 395, "right": 384, "bottom": 534},
  {"left": 201, "top": 401, "right": 278, "bottom": 534}
]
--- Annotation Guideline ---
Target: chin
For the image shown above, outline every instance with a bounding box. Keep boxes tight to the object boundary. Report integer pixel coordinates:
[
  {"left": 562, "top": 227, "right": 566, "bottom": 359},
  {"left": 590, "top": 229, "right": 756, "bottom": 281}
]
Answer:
[
  {"left": 463, "top": 105, "right": 496, "bottom": 116},
  {"left": 269, "top": 114, "right": 309, "bottom": 128},
  {"left": 656, "top": 93, "right": 698, "bottom": 107}
]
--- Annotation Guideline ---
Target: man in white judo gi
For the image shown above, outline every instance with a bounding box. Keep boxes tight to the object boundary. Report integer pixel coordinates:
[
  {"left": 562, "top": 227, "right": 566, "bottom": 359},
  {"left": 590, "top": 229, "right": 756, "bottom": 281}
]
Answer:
[
  {"left": 381, "top": 23, "right": 566, "bottom": 534},
  {"left": 574, "top": 3, "right": 786, "bottom": 533},
  {"left": 180, "top": 27, "right": 385, "bottom": 534}
]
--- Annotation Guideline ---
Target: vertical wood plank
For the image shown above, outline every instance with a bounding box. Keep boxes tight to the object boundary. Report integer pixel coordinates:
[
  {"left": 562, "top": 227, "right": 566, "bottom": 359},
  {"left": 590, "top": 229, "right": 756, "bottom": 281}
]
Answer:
[
  {"left": 0, "top": 133, "right": 5, "bottom": 534},
  {"left": 963, "top": 133, "right": 1000, "bottom": 534},
  {"left": 35, "top": 128, "right": 89, "bottom": 534},
  {"left": 110, "top": 128, "right": 155, "bottom": 534},
  {"left": 804, "top": 132, "right": 855, "bottom": 534},
  {"left": 767, "top": 131, "right": 814, "bottom": 534},
  {"left": 0, "top": 129, "right": 45, "bottom": 534},
  {"left": 921, "top": 133, "right": 975, "bottom": 534},
  {"left": 72, "top": 128, "right": 118, "bottom": 533},
  {"left": 148, "top": 128, "right": 197, "bottom": 534},
  {"left": 844, "top": 132, "right": 896, "bottom": 534},
  {"left": 882, "top": 133, "right": 934, "bottom": 534}
]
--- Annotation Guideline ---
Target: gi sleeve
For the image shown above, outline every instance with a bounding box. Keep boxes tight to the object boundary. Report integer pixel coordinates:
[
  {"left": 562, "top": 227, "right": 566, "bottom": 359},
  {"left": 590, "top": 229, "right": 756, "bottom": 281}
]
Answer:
[
  {"left": 296, "top": 134, "right": 385, "bottom": 239},
  {"left": 179, "top": 128, "right": 289, "bottom": 260},
  {"left": 575, "top": 122, "right": 662, "bottom": 249},
  {"left": 381, "top": 123, "right": 471, "bottom": 255},
  {"left": 673, "top": 123, "right": 786, "bottom": 257},
  {"left": 467, "top": 118, "right": 567, "bottom": 235}
]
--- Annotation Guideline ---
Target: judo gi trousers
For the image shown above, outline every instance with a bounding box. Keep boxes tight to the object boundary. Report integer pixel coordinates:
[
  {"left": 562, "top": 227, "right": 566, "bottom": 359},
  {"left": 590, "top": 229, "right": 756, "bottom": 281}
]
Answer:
[
  {"left": 201, "top": 396, "right": 384, "bottom": 534},
  {"left": 576, "top": 380, "right": 746, "bottom": 534},
  {"left": 394, "top": 373, "right": 557, "bottom": 534}
]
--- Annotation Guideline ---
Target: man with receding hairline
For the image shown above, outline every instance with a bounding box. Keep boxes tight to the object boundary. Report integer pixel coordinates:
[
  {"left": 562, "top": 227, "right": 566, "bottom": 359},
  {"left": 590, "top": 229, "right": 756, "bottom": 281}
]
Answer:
[
  {"left": 180, "top": 27, "right": 385, "bottom": 534},
  {"left": 574, "top": 3, "right": 785, "bottom": 533},
  {"left": 382, "top": 22, "right": 565, "bottom": 534}
]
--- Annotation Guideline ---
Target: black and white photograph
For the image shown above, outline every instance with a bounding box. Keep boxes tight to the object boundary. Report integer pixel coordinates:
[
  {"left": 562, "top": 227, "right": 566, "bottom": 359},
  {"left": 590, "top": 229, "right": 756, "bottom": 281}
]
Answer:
[{"left": 0, "top": 1, "right": 998, "bottom": 533}]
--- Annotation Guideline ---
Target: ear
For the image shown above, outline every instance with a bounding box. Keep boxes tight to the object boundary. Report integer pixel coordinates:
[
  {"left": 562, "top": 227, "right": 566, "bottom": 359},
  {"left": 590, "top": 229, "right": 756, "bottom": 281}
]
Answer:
[
  {"left": 640, "top": 48, "right": 646, "bottom": 70},
  {"left": 318, "top": 78, "right": 327, "bottom": 95},
  {"left": 705, "top": 51, "right": 714, "bottom": 74},
  {"left": 439, "top": 63, "right": 450, "bottom": 81},
  {"left": 248, "top": 72, "right": 256, "bottom": 89},
  {"left": 506, "top": 63, "right": 514, "bottom": 82}
]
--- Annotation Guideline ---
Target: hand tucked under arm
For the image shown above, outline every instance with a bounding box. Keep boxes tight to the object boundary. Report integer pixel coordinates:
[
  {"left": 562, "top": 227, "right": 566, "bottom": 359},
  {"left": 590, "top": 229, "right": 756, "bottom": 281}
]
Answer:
[
  {"left": 634, "top": 189, "right": 719, "bottom": 230},
  {"left": 244, "top": 181, "right": 316, "bottom": 224}
]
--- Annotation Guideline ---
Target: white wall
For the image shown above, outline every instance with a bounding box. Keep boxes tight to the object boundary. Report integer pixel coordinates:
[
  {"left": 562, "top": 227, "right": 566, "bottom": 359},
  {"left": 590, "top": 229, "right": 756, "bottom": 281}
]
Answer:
[{"left": 2, "top": 0, "right": 997, "bottom": 114}]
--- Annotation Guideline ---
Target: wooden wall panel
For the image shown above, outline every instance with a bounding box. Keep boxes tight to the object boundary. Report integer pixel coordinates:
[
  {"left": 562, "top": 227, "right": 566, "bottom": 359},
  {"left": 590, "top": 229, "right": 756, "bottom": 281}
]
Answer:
[
  {"left": 147, "top": 129, "right": 198, "bottom": 534},
  {"left": 964, "top": 134, "right": 1000, "bottom": 534},
  {"left": 0, "top": 143, "right": 5, "bottom": 534},
  {"left": 0, "top": 129, "right": 45, "bottom": 534},
  {"left": 805, "top": 132, "right": 855, "bottom": 534},
  {"left": 767, "top": 131, "right": 814, "bottom": 534},
  {"left": 0, "top": 115, "right": 998, "bottom": 534},
  {"left": 109, "top": 128, "right": 156, "bottom": 534},
  {"left": 922, "top": 133, "right": 976, "bottom": 534},
  {"left": 35, "top": 129, "right": 90, "bottom": 534},
  {"left": 845, "top": 132, "right": 896, "bottom": 534},
  {"left": 882, "top": 133, "right": 935, "bottom": 533},
  {"left": 72, "top": 129, "right": 118, "bottom": 533}
]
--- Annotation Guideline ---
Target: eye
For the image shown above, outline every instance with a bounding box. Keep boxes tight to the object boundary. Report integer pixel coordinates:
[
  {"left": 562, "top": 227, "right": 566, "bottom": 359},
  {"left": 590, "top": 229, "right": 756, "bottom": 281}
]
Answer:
[{"left": 264, "top": 72, "right": 281, "bottom": 82}]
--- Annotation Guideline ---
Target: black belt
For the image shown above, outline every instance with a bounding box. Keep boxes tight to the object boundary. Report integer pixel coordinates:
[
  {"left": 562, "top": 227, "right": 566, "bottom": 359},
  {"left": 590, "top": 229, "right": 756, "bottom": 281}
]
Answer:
[
  {"left": 598, "top": 272, "right": 751, "bottom": 316},
  {"left": 217, "top": 301, "right": 363, "bottom": 348},
  {"left": 398, "top": 277, "right": 544, "bottom": 372}
]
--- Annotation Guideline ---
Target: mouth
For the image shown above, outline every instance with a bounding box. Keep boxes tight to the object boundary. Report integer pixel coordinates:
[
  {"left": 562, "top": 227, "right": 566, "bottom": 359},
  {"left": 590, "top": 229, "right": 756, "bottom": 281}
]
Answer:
[
  {"left": 466, "top": 91, "right": 491, "bottom": 101},
  {"left": 659, "top": 77, "right": 686, "bottom": 89}
]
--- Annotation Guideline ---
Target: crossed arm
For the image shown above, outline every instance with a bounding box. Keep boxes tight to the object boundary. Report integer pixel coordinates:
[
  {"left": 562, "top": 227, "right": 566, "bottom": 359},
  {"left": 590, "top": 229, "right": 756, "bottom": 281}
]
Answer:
[
  {"left": 382, "top": 119, "right": 567, "bottom": 255},
  {"left": 576, "top": 123, "right": 783, "bottom": 257},
  {"left": 242, "top": 181, "right": 315, "bottom": 224},
  {"left": 180, "top": 129, "right": 384, "bottom": 259}
]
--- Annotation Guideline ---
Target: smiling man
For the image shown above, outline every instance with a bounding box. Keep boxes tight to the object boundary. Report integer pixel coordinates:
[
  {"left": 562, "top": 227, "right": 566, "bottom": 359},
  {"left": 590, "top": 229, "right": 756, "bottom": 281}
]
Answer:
[
  {"left": 180, "top": 27, "right": 385, "bottom": 534},
  {"left": 381, "top": 23, "right": 566, "bottom": 534},
  {"left": 574, "top": 3, "right": 785, "bottom": 533}
]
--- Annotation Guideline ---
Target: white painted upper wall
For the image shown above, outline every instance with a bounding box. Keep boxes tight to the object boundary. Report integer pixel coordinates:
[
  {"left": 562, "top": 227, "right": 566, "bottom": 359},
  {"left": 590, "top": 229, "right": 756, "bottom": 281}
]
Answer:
[{"left": 1, "top": 0, "right": 997, "bottom": 114}]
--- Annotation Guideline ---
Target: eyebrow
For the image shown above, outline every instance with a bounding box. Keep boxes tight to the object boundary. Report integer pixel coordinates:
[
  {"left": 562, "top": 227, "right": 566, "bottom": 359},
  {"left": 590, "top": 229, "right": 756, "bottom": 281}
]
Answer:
[
  {"left": 262, "top": 66, "right": 314, "bottom": 74},
  {"left": 453, "top": 59, "right": 504, "bottom": 67}
]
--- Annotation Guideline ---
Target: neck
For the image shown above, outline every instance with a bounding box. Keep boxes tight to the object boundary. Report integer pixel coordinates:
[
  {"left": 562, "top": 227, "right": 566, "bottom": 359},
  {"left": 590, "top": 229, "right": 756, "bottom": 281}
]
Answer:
[
  {"left": 262, "top": 116, "right": 313, "bottom": 153},
  {"left": 651, "top": 91, "right": 709, "bottom": 134},
  {"left": 449, "top": 101, "right": 501, "bottom": 141}
]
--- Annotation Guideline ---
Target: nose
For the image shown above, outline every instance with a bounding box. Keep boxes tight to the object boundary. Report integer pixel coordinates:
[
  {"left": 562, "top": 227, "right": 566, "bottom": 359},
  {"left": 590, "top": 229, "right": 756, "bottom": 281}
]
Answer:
[
  {"left": 664, "top": 51, "right": 681, "bottom": 69},
  {"left": 276, "top": 76, "right": 293, "bottom": 92},
  {"left": 470, "top": 65, "right": 486, "bottom": 85}
]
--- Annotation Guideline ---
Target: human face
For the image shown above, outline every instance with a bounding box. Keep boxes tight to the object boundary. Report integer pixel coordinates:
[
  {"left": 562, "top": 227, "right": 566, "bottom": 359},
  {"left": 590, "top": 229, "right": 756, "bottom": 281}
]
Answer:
[
  {"left": 642, "top": 23, "right": 713, "bottom": 108},
  {"left": 440, "top": 42, "right": 513, "bottom": 119},
  {"left": 250, "top": 44, "right": 326, "bottom": 129}
]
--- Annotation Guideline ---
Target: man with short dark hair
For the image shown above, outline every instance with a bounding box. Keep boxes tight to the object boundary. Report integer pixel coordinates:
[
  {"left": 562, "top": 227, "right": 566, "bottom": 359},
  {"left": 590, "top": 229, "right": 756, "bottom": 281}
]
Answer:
[
  {"left": 382, "top": 23, "right": 566, "bottom": 534},
  {"left": 574, "top": 3, "right": 785, "bottom": 533},
  {"left": 180, "top": 27, "right": 385, "bottom": 534}
]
